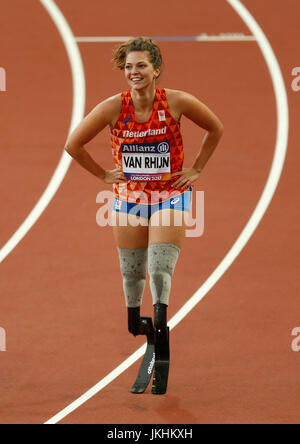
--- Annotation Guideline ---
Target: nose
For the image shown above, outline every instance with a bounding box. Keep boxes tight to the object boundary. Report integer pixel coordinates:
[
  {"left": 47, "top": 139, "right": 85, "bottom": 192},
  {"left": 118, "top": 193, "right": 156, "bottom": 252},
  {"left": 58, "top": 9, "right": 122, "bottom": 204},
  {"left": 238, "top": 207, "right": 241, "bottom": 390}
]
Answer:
[{"left": 131, "top": 65, "right": 140, "bottom": 75}]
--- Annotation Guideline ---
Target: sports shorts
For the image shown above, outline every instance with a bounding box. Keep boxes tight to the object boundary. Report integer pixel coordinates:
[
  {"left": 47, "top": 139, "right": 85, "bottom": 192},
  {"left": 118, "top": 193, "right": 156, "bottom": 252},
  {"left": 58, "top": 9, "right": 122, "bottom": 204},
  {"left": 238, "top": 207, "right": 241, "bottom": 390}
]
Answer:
[{"left": 112, "top": 187, "right": 193, "bottom": 221}]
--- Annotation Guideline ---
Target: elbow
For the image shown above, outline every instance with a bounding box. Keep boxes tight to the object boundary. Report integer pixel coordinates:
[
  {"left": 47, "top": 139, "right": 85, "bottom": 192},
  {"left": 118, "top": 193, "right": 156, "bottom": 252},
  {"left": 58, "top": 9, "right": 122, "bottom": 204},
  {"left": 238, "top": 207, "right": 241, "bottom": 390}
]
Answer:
[
  {"left": 64, "top": 141, "right": 72, "bottom": 156},
  {"left": 208, "top": 119, "right": 224, "bottom": 140},
  {"left": 216, "top": 121, "right": 224, "bottom": 138},
  {"left": 212, "top": 122, "right": 224, "bottom": 143},
  {"left": 64, "top": 141, "right": 79, "bottom": 158}
]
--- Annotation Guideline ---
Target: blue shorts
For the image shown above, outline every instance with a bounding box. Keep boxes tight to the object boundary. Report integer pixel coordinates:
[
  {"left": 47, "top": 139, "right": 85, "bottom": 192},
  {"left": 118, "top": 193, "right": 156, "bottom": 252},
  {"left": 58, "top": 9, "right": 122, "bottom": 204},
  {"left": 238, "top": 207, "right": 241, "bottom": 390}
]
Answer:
[{"left": 112, "top": 187, "right": 193, "bottom": 221}]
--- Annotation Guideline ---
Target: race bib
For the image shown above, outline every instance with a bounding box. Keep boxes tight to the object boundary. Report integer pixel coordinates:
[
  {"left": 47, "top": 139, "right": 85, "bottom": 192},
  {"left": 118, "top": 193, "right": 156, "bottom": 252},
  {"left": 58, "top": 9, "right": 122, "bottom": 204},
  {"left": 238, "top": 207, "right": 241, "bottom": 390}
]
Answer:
[{"left": 121, "top": 140, "right": 171, "bottom": 181}]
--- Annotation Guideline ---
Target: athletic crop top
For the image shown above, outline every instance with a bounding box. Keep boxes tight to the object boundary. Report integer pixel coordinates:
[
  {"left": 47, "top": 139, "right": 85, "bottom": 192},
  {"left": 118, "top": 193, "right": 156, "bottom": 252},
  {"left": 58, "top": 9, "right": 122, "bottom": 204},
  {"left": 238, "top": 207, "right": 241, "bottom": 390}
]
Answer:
[{"left": 110, "top": 88, "right": 189, "bottom": 204}]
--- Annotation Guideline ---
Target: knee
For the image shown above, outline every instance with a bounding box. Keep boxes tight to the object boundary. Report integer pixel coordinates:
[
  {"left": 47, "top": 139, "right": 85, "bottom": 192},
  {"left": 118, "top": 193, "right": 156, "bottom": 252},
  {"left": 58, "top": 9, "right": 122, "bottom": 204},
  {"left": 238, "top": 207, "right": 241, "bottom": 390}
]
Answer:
[
  {"left": 148, "top": 243, "right": 180, "bottom": 306},
  {"left": 149, "top": 270, "right": 171, "bottom": 292},
  {"left": 118, "top": 248, "right": 147, "bottom": 280},
  {"left": 118, "top": 247, "right": 147, "bottom": 308},
  {"left": 122, "top": 272, "right": 146, "bottom": 293}
]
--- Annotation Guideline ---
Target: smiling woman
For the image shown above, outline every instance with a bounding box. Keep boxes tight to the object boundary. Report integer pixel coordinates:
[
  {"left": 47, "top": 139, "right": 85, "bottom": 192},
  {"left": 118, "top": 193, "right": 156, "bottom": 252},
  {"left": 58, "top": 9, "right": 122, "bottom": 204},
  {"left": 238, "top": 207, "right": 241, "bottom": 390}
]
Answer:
[{"left": 65, "top": 35, "right": 223, "bottom": 395}]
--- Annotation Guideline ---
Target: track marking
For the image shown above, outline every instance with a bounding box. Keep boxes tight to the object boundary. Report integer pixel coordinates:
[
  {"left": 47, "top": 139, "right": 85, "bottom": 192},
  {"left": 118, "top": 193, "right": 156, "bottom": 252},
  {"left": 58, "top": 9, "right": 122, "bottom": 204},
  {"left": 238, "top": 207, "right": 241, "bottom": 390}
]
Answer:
[
  {"left": 0, "top": 0, "right": 85, "bottom": 264},
  {"left": 44, "top": 0, "right": 289, "bottom": 425},
  {"left": 75, "top": 33, "right": 256, "bottom": 43}
]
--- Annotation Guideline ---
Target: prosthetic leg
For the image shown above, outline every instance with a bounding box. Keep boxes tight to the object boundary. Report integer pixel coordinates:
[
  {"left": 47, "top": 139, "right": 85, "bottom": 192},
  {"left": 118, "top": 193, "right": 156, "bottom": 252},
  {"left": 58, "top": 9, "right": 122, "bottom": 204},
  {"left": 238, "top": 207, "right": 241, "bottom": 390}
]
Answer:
[
  {"left": 152, "top": 303, "right": 170, "bottom": 395},
  {"left": 129, "top": 307, "right": 155, "bottom": 394},
  {"left": 129, "top": 304, "right": 170, "bottom": 395},
  {"left": 120, "top": 244, "right": 179, "bottom": 395},
  {"left": 148, "top": 244, "right": 180, "bottom": 395}
]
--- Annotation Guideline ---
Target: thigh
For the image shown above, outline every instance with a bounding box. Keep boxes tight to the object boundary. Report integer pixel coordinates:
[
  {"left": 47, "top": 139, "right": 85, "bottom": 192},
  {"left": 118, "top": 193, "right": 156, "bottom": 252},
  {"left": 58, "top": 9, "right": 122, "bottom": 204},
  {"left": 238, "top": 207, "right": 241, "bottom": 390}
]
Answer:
[
  {"left": 148, "top": 209, "right": 187, "bottom": 248},
  {"left": 112, "top": 211, "right": 149, "bottom": 249}
]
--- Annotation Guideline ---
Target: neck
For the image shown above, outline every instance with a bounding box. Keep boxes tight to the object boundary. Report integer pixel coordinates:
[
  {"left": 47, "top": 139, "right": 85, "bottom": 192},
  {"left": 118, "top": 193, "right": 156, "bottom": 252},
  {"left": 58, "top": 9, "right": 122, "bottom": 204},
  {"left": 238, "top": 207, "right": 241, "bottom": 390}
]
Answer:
[{"left": 131, "top": 84, "right": 157, "bottom": 112}]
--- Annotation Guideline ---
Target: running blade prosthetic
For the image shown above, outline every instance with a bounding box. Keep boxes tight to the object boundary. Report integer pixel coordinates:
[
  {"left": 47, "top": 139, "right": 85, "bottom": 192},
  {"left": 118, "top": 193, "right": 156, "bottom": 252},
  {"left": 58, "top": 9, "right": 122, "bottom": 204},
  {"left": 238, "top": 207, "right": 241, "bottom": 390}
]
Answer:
[
  {"left": 131, "top": 317, "right": 155, "bottom": 394},
  {"left": 152, "top": 326, "right": 170, "bottom": 395}
]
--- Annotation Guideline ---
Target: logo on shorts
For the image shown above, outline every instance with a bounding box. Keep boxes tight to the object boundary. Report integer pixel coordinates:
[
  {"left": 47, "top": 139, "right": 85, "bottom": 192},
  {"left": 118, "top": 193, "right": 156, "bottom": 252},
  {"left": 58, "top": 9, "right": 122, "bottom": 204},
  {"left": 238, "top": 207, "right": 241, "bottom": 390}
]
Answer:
[
  {"left": 115, "top": 199, "right": 122, "bottom": 210},
  {"left": 170, "top": 197, "right": 180, "bottom": 206}
]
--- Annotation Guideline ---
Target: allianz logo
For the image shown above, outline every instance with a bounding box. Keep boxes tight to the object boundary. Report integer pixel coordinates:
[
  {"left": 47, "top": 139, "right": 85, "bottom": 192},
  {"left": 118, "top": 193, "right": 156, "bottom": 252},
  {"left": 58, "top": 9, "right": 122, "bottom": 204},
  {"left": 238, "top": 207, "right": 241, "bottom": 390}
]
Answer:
[{"left": 157, "top": 142, "right": 169, "bottom": 153}]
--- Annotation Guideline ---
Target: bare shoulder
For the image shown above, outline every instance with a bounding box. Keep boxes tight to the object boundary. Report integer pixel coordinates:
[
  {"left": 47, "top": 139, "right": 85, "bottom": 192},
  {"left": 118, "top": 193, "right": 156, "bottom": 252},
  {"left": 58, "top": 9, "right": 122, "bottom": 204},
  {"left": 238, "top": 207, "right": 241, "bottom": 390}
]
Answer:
[
  {"left": 165, "top": 88, "right": 184, "bottom": 106},
  {"left": 165, "top": 89, "right": 201, "bottom": 120},
  {"left": 165, "top": 88, "right": 201, "bottom": 109},
  {"left": 164, "top": 89, "right": 187, "bottom": 122},
  {"left": 100, "top": 93, "right": 122, "bottom": 110},
  {"left": 92, "top": 93, "right": 122, "bottom": 126},
  {"left": 165, "top": 88, "right": 223, "bottom": 132},
  {"left": 65, "top": 94, "right": 122, "bottom": 148}
]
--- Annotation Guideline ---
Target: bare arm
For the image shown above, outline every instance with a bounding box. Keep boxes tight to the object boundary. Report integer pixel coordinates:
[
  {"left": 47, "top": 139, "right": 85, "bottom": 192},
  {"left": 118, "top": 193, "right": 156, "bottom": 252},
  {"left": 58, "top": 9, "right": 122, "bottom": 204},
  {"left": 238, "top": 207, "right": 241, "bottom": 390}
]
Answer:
[
  {"left": 168, "top": 90, "right": 224, "bottom": 188},
  {"left": 65, "top": 94, "right": 126, "bottom": 184}
]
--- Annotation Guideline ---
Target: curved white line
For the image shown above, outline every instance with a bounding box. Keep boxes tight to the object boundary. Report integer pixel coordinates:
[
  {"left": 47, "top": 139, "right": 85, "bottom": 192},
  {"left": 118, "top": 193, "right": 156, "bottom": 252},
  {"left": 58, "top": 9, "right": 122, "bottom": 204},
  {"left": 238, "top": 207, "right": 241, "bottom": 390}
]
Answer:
[
  {"left": 0, "top": 0, "right": 85, "bottom": 263},
  {"left": 45, "top": 0, "right": 289, "bottom": 424},
  {"left": 169, "top": 0, "right": 289, "bottom": 330}
]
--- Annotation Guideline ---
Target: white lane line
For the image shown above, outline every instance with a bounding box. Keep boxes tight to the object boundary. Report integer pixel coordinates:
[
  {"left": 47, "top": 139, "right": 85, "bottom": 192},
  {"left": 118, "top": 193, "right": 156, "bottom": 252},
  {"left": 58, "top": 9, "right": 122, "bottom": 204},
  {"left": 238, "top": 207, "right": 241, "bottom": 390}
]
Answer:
[
  {"left": 0, "top": 0, "right": 85, "bottom": 264},
  {"left": 195, "top": 34, "right": 256, "bottom": 41},
  {"left": 76, "top": 36, "right": 134, "bottom": 42},
  {"left": 44, "top": 0, "right": 289, "bottom": 425},
  {"left": 75, "top": 33, "right": 256, "bottom": 43},
  {"left": 172, "top": 2, "right": 289, "bottom": 325},
  {"left": 44, "top": 344, "right": 148, "bottom": 425}
]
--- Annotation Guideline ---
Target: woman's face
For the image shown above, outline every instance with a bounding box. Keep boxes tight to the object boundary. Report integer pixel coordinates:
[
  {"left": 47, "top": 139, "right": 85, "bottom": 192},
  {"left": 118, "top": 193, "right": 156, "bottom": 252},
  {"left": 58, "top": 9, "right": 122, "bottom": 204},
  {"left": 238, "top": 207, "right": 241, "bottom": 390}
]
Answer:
[{"left": 124, "top": 51, "right": 160, "bottom": 90}]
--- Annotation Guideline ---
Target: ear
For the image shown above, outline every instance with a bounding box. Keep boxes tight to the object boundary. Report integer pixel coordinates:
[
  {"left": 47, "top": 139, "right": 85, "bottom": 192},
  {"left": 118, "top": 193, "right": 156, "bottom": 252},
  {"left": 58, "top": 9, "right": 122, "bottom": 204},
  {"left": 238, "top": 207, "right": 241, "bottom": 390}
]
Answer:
[{"left": 154, "top": 66, "right": 161, "bottom": 79}]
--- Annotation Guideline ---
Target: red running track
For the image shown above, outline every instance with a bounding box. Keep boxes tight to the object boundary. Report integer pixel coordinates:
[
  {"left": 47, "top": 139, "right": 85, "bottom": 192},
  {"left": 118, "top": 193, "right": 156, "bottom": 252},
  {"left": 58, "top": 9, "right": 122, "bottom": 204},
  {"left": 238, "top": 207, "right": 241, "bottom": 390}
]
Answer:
[{"left": 0, "top": 0, "right": 299, "bottom": 424}]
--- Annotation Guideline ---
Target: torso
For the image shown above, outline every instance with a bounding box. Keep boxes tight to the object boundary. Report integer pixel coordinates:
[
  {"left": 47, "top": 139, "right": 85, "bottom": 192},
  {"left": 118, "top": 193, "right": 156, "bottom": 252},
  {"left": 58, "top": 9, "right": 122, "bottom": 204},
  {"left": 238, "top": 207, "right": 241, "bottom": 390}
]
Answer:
[{"left": 110, "top": 88, "right": 189, "bottom": 204}]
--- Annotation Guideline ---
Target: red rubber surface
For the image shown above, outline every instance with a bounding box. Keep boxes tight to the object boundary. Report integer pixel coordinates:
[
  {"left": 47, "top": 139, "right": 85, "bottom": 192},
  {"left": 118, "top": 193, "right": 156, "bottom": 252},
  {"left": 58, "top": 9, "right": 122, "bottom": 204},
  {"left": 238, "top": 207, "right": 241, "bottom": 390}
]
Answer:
[{"left": 0, "top": 0, "right": 299, "bottom": 424}]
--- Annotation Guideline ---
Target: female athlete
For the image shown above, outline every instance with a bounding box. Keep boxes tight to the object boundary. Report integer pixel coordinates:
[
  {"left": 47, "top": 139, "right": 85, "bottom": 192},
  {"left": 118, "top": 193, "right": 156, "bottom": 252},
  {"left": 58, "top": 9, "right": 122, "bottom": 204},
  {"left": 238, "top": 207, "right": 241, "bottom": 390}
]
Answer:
[{"left": 65, "top": 37, "right": 223, "bottom": 394}]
